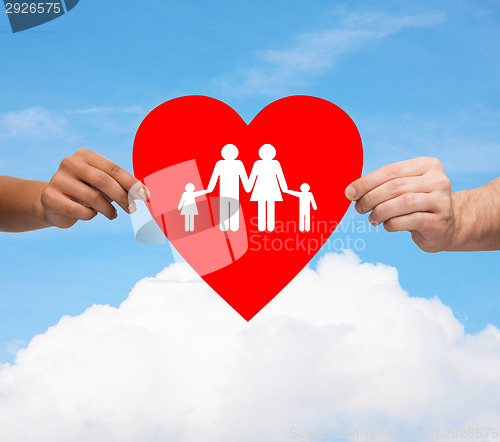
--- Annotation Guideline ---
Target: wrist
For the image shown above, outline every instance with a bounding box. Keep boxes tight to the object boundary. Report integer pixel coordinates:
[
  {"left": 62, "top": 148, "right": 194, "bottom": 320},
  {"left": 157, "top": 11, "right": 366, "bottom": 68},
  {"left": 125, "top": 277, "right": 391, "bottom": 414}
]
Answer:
[
  {"left": 444, "top": 189, "right": 471, "bottom": 251},
  {"left": 32, "top": 182, "right": 53, "bottom": 229},
  {"left": 446, "top": 180, "right": 500, "bottom": 251}
]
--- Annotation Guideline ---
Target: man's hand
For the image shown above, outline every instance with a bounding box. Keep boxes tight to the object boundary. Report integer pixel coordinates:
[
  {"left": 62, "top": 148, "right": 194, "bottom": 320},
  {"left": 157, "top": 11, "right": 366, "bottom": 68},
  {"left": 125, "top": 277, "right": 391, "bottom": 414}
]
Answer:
[
  {"left": 41, "top": 148, "right": 149, "bottom": 229},
  {"left": 345, "top": 157, "right": 455, "bottom": 253}
]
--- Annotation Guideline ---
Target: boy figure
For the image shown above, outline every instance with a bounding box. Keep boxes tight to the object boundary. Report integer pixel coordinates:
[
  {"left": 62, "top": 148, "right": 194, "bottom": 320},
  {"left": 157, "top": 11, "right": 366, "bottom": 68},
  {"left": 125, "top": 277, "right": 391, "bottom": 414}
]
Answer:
[{"left": 285, "top": 183, "right": 317, "bottom": 232}]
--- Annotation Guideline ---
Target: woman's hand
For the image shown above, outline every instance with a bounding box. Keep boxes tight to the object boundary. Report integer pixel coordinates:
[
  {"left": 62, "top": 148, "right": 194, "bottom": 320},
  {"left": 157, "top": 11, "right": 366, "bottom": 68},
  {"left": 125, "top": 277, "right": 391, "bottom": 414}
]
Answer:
[{"left": 41, "top": 148, "right": 150, "bottom": 229}]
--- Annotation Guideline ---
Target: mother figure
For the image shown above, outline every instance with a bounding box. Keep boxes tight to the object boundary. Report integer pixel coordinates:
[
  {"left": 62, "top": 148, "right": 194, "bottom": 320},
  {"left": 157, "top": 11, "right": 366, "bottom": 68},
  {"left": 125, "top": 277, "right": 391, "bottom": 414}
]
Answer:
[{"left": 248, "top": 144, "right": 288, "bottom": 232}]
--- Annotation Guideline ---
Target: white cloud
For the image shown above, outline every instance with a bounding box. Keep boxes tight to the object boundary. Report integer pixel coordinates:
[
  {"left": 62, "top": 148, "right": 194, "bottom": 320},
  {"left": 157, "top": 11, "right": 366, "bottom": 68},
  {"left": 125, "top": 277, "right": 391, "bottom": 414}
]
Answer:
[
  {"left": 0, "top": 105, "right": 145, "bottom": 146},
  {"left": 69, "top": 105, "right": 146, "bottom": 134},
  {"left": 0, "top": 106, "right": 83, "bottom": 180},
  {"left": 5, "top": 339, "right": 27, "bottom": 356},
  {"left": 0, "top": 106, "right": 72, "bottom": 141},
  {"left": 215, "top": 12, "right": 445, "bottom": 97},
  {"left": 0, "top": 104, "right": 145, "bottom": 181},
  {"left": 71, "top": 105, "right": 144, "bottom": 115},
  {"left": 1, "top": 251, "right": 499, "bottom": 441}
]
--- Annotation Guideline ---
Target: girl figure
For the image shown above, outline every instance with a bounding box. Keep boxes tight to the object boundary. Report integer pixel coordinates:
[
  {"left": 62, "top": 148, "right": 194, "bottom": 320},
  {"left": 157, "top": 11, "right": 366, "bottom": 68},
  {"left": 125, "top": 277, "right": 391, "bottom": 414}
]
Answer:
[
  {"left": 178, "top": 183, "right": 208, "bottom": 232},
  {"left": 248, "top": 144, "right": 288, "bottom": 232}
]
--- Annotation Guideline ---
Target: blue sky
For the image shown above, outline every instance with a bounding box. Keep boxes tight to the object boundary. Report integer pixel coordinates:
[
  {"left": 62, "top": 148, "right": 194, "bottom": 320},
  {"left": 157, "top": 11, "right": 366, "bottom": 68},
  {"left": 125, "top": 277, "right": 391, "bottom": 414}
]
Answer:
[{"left": 0, "top": 0, "right": 499, "bottom": 363}]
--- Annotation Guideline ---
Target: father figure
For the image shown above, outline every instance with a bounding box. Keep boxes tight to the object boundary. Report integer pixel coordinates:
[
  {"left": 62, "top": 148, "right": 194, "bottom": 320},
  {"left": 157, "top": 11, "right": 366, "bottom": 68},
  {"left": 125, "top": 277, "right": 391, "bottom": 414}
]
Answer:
[{"left": 205, "top": 144, "right": 250, "bottom": 232}]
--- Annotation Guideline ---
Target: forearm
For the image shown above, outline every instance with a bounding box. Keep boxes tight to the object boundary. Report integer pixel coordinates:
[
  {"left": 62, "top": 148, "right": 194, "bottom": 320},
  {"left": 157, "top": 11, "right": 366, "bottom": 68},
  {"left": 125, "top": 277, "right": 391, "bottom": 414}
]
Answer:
[
  {"left": 278, "top": 175, "right": 288, "bottom": 192},
  {"left": 206, "top": 176, "right": 218, "bottom": 193},
  {"left": 447, "top": 178, "right": 500, "bottom": 251},
  {"left": 0, "top": 176, "right": 52, "bottom": 232}
]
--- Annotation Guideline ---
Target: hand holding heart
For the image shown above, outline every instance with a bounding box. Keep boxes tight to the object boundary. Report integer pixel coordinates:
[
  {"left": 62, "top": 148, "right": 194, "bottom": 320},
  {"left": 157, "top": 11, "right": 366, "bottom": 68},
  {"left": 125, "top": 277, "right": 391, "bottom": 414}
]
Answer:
[
  {"left": 41, "top": 148, "right": 149, "bottom": 229},
  {"left": 345, "top": 156, "right": 454, "bottom": 253}
]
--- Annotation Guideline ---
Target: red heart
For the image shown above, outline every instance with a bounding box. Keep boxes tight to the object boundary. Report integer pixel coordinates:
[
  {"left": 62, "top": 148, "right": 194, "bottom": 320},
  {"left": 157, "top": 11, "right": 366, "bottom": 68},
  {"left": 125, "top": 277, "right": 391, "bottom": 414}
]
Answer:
[{"left": 133, "top": 96, "right": 363, "bottom": 320}]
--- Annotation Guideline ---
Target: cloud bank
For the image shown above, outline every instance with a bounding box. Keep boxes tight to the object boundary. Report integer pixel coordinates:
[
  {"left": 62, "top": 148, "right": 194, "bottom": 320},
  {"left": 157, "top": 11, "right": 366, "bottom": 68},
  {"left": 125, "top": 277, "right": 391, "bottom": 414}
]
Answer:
[{"left": 0, "top": 251, "right": 499, "bottom": 441}]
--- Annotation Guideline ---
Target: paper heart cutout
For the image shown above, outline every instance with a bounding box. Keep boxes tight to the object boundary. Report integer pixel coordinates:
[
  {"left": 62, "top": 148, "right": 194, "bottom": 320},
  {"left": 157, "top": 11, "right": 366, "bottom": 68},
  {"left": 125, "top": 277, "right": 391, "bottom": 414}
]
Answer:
[{"left": 133, "top": 96, "right": 363, "bottom": 320}]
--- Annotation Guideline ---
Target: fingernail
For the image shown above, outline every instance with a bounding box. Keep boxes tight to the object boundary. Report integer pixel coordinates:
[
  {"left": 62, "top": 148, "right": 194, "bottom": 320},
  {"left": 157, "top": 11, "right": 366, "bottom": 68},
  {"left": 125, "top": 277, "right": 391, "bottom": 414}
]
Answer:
[
  {"left": 112, "top": 210, "right": 118, "bottom": 220},
  {"left": 128, "top": 202, "right": 137, "bottom": 214},
  {"left": 368, "top": 215, "right": 378, "bottom": 226},
  {"left": 355, "top": 203, "right": 364, "bottom": 214},
  {"left": 345, "top": 186, "right": 357, "bottom": 200},
  {"left": 137, "top": 186, "right": 150, "bottom": 201}
]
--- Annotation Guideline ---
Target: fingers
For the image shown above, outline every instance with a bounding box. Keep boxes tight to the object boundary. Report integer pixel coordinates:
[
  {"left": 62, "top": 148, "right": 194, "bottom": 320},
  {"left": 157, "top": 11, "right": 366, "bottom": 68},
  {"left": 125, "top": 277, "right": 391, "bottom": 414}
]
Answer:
[
  {"left": 71, "top": 163, "right": 134, "bottom": 214},
  {"left": 368, "top": 192, "right": 442, "bottom": 226},
  {"left": 42, "top": 148, "right": 151, "bottom": 229},
  {"left": 342, "top": 157, "right": 454, "bottom": 251},
  {"left": 345, "top": 157, "right": 443, "bottom": 201},
  {"left": 55, "top": 172, "right": 118, "bottom": 220},
  {"left": 355, "top": 175, "right": 436, "bottom": 215},
  {"left": 58, "top": 149, "right": 150, "bottom": 217},
  {"left": 383, "top": 212, "right": 436, "bottom": 233},
  {"left": 75, "top": 148, "right": 149, "bottom": 200},
  {"left": 41, "top": 187, "right": 97, "bottom": 226}
]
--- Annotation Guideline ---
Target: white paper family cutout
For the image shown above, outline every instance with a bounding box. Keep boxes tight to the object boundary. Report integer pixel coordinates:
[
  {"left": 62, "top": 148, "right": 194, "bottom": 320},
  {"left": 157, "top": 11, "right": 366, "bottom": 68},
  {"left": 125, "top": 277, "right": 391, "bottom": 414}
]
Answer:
[{"left": 177, "top": 144, "right": 317, "bottom": 233}]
